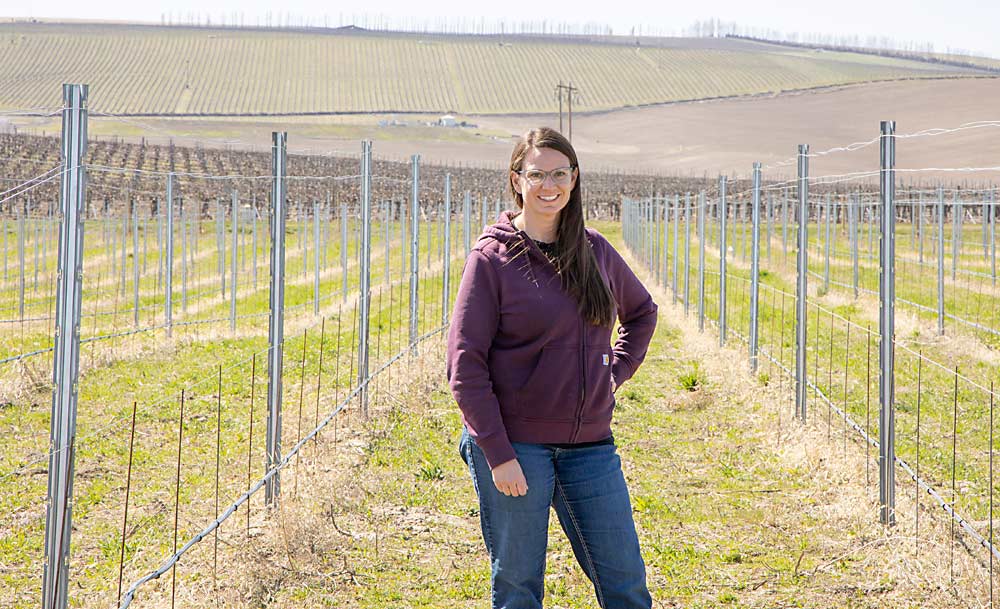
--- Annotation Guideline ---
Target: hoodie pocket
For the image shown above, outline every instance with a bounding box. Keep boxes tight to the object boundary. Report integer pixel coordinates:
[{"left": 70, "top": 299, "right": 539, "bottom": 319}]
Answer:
[
  {"left": 515, "top": 345, "right": 579, "bottom": 422},
  {"left": 582, "top": 344, "right": 615, "bottom": 423}
]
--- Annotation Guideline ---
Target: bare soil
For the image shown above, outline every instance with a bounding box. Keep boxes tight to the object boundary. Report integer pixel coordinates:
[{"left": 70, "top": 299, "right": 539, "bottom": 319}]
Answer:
[{"left": 15, "top": 78, "right": 995, "bottom": 182}]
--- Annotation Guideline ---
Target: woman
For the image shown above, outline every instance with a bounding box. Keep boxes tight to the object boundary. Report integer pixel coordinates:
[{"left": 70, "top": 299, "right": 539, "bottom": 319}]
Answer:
[{"left": 446, "top": 127, "right": 658, "bottom": 609}]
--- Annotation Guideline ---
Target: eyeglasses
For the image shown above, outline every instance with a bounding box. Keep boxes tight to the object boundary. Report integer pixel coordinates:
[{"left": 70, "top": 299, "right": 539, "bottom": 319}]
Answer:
[{"left": 516, "top": 166, "right": 576, "bottom": 186}]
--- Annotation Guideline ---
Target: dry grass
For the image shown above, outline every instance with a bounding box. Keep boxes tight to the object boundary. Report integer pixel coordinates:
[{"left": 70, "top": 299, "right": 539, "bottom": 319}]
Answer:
[
  {"left": 119, "top": 245, "right": 998, "bottom": 608},
  {"left": 630, "top": 246, "right": 994, "bottom": 608}
]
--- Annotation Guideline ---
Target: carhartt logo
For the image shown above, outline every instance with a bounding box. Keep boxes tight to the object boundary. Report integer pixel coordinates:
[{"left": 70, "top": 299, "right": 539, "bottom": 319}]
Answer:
[{"left": 602, "top": 354, "right": 609, "bottom": 366}]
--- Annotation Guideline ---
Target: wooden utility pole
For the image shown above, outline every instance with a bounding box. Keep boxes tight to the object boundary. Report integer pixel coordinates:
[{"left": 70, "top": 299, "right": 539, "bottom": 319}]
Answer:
[{"left": 554, "top": 82, "right": 578, "bottom": 142}]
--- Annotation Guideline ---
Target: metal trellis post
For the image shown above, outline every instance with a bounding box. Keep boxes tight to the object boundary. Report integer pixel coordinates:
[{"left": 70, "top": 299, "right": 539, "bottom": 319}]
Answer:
[
  {"left": 43, "top": 83, "right": 88, "bottom": 609},
  {"left": 265, "top": 132, "right": 288, "bottom": 506},
  {"left": 749, "top": 163, "right": 761, "bottom": 374},
  {"left": 719, "top": 176, "right": 728, "bottom": 346},
  {"left": 410, "top": 155, "right": 420, "bottom": 350},
  {"left": 938, "top": 186, "right": 945, "bottom": 336},
  {"left": 698, "top": 191, "right": 706, "bottom": 332},
  {"left": 231, "top": 190, "right": 239, "bottom": 331},
  {"left": 878, "top": 120, "right": 897, "bottom": 527},
  {"left": 795, "top": 145, "right": 809, "bottom": 421},
  {"left": 358, "top": 141, "right": 373, "bottom": 416},
  {"left": 442, "top": 174, "right": 452, "bottom": 324}
]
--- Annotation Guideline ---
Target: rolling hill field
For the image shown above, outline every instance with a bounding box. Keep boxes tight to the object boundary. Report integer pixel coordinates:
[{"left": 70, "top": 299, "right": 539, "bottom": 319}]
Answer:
[{"left": 0, "top": 21, "right": 988, "bottom": 116}]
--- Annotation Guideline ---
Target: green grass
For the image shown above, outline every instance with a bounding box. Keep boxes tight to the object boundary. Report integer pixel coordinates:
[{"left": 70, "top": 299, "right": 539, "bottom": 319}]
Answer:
[
  {"left": 2, "top": 213, "right": 993, "bottom": 607},
  {"left": 627, "top": 201, "right": 1000, "bottom": 579},
  {"left": 207, "top": 222, "right": 989, "bottom": 607},
  {"left": 0, "top": 22, "right": 983, "bottom": 115},
  {"left": 0, "top": 207, "right": 470, "bottom": 608}
]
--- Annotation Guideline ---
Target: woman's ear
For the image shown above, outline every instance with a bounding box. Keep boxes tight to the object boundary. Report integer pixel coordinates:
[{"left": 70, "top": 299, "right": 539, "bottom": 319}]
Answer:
[{"left": 510, "top": 171, "right": 522, "bottom": 195}]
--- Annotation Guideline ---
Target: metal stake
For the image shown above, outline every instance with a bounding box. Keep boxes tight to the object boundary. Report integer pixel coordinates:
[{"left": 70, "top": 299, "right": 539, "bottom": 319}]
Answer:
[
  {"left": 698, "top": 191, "right": 706, "bottom": 332},
  {"left": 749, "top": 163, "right": 761, "bottom": 373},
  {"left": 42, "top": 83, "right": 88, "bottom": 609},
  {"left": 265, "top": 132, "right": 287, "bottom": 506},
  {"left": 442, "top": 174, "right": 452, "bottom": 324},
  {"left": 719, "top": 176, "right": 728, "bottom": 345},
  {"left": 878, "top": 120, "right": 897, "bottom": 526},
  {"left": 795, "top": 145, "right": 809, "bottom": 421},
  {"left": 410, "top": 155, "right": 420, "bottom": 350},
  {"left": 230, "top": 190, "right": 239, "bottom": 331},
  {"left": 938, "top": 186, "right": 945, "bottom": 336},
  {"left": 358, "top": 141, "right": 373, "bottom": 416},
  {"left": 313, "top": 201, "right": 320, "bottom": 315}
]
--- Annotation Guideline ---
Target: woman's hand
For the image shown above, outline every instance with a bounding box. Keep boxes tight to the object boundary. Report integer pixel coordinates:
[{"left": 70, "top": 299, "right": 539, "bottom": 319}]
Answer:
[{"left": 492, "top": 458, "right": 528, "bottom": 497}]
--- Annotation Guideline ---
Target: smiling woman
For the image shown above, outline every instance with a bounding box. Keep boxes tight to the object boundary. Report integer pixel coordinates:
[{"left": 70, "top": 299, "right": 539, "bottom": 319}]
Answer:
[{"left": 446, "top": 126, "right": 659, "bottom": 608}]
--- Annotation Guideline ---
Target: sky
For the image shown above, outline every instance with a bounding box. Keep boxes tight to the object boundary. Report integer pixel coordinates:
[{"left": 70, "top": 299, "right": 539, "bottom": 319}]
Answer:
[{"left": 7, "top": 0, "right": 999, "bottom": 59}]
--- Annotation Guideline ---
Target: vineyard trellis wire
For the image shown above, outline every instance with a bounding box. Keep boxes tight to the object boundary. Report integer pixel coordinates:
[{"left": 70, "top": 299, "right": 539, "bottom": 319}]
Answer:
[
  {"left": 3, "top": 85, "right": 685, "bottom": 609},
  {"left": 622, "top": 118, "right": 1000, "bottom": 605},
  {"left": 5, "top": 83, "right": 1000, "bottom": 608}
]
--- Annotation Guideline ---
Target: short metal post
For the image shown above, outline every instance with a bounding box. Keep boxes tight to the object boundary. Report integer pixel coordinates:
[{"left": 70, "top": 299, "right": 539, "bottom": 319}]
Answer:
[
  {"left": 409, "top": 155, "right": 420, "bottom": 350},
  {"left": 938, "top": 186, "right": 945, "bottom": 336},
  {"left": 217, "top": 200, "right": 225, "bottom": 298},
  {"left": 850, "top": 193, "right": 859, "bottom": 298},
  {"left": 230, "top": 190, "right": 239, "bottom": 331},
  {"left": 952, "top": 192, "right": 960, "bottom": 280},
  {"left": 463, "top": 191, "right": 471, "bottom": 255},
  {"left": 698, "top": 191, "right": 706, "bottom": 332},
  {"left": 719, "top": 176, "right": 728, "bottom": 345},
  {"left": 741, "top": 196, "right": 747, "bottom": 261},
  {"left": 252, "top": 205, "right": 258, "bottom": 290},
  {"left": 984, "top": 196, "right": 990, "bottom": 261},
  {"left": 43, "top": 83, "right": 88, "bottom": 609},
  {"left": 384, "top": 202, "right": 390, "bottom": 286},
  {"left": 918, "top": 193, "right": 924, "bottom": 263},
  {"left": 749, "top": 163, "right": 761, "bottom": 373},
  {"left": 358, "top": 141, "right": 373, "bottom": 416},
  {"left": 313, "top": 201, "right": 320, "bottom": 315},
  {"left": 180, "top": 207, "right": 187, "bottom": 313},
  {"left": 795, "top": 144, "right": 809, "bottom": 421},
  {"left": 300, "top": 202, "right": 307, "bottom": 280},
  {"left": 165, "top": 176, "right": 174, "bottom": 335},
  {"left": 672, "top": 195, "right": 680, "bottom": 304},
  {"left": 2, "top": 218, "right": 7, "bottom": 283},
  {"left": 155, "top": 206, "right": 162, "bottom": 291},
  {"left": 661, "top": 197, "right": 668, "bottom": 286},
  {"left": 684, "top": 192, "right": 691, "bottom": 314},
  {"left": 730, "top": 193, "right": 737, "bottom": 262},
  {"left": 119, "top": 215, "right": 127, "bottom": 297},
  {"left": 132, "top": 204, "right": 140, "bottom": 328},
  {"left": 868, "top": 197, "right": 875, "bottom": 263},
  {"left": 824, "top": 193, "right": 831, "bottom": 293},
  {"left": 782, "top": 189, "right": 789, "bottom": 263},
  {"left": 442, "top": 174, "right": 452, "bottom": 324},
  {"left": 142, "top": 214, "right": 148, "bottom": 276},
  {"left": 766, "top": 192, "right": 773, "bottom": 262},
  {"left": 18, "top": 214, "right": 24, "bottom": 321},
  {"left": 340, "top": 203, "right": 348, "bottom": 302},
  {"left": 399, "top": 199, "right": 407, "bottom": 276},
  {"left": 650, "top": 196, "right": 658, "bottom": 282},
  {"left": 265, "top": 132, "right": 288, "bottom": 506},
  {"left": 878, "top": 120, "right": 896, "bottom": 526},
  {"left": 991, "top": 189, "right": 996, "bottom": 284}
]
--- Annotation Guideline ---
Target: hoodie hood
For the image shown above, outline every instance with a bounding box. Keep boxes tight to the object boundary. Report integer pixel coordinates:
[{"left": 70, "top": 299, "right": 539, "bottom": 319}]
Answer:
[{"left": 480, "top": 209, "right": 523, "bottom": 246}]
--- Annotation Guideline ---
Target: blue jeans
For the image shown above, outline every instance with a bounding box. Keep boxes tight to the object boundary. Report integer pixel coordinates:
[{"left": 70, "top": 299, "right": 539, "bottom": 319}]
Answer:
[{"left": 459, "top": 426, "right": 652, "bottom": 609}]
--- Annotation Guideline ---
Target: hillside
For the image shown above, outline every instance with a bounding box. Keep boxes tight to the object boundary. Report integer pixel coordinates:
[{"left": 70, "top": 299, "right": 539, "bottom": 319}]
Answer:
[{"left": 0, "top": 22, "right": 987, "bottom": 116}]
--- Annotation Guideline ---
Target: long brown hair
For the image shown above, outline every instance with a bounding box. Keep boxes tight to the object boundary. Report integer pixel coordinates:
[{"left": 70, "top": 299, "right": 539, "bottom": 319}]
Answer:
[{"left": 509, "top": 127, "right": 616, "bottom": 328}]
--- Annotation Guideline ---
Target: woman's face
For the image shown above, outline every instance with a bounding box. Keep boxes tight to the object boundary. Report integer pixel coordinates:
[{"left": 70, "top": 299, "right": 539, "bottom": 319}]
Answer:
[{"left": 511, "top": 146, "right": 577, "bottom": 220}]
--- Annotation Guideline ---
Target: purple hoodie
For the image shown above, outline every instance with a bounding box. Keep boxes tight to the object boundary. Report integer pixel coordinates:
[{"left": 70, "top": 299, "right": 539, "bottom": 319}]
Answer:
[{"left": 446, "top": 210, "right": 658, "bottom": 469}]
